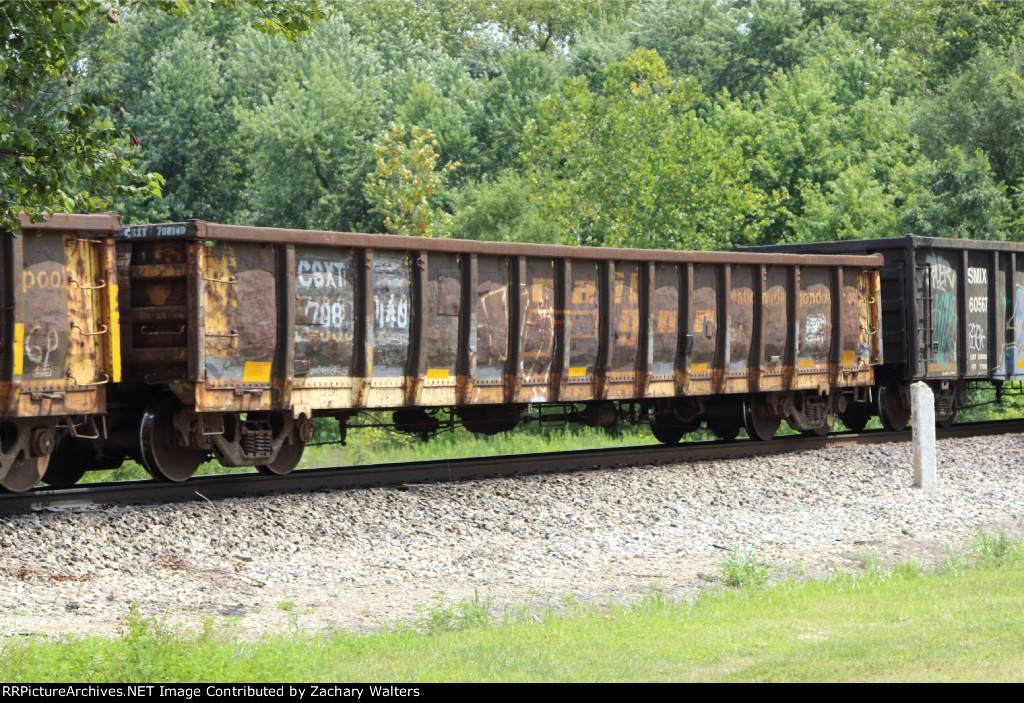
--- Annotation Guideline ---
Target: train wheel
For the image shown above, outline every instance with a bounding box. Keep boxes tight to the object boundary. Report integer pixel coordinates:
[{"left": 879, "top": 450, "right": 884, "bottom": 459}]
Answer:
[
  {"left": 708, "top": 421, "right": 740, "bottom": 441},
  {"left": 256, "top": 441, "right": 305, "bottom": 475},
  {"left": 649, "top": 419, "right": 685, "bottom": 445},
  {"left": 743, "top": 396, "right": 779, "bottom": 441},
  {"left": 41, "top": 456, "right": 87, "bottom": 489},
  {"left": 42, "top": 439, "right": 124, "bottom": 488},
  {"left": 0, "top": 456, "right": 48, "bottom": 493},
  {"left": 140, "top": 395, "right": 206, "bottom": 482},
  {"left": 877, "top": 385, "right": 911, "bottom": 431},
  {"left": 801, "top": 414, "right": 834, "bottom": 437},
  {"left": 839, "top": 408, "right": 870, "bottom": 433},
  {"left": 936, "top": 409, "right": 957, "bottom": 429}
]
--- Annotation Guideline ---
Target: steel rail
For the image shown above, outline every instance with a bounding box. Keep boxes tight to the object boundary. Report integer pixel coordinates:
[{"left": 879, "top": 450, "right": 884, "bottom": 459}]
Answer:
[{"left": 2, "top": 419, "right": 1023, "bottom": 514}]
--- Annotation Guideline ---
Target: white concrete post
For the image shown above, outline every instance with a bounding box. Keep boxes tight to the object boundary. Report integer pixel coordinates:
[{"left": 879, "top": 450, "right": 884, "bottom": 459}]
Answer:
[{"left": 911, "top": 381, "right": 936, "bottom": 495}]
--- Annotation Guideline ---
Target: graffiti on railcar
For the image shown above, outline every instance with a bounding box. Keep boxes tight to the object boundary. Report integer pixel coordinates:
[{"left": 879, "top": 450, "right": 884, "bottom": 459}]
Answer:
[
  {"left": 426, "top": 254, "right": 460, "bottom": 373},
  {"left": 521, "top": 262, "right": 554, "bottom": 379},
  {"left": 568, "top": 265, "right": 599, "bottom": 376},
  {"left": 611, "top": 265, "right": 640, "bottom": 373},
  {"left": 727, "top": 266, "right": 753, "bottom": 372},
  {"left": 762, "top": 267, "right": 787, "bottom": 370},
  {"left": 925, "top": 253, "right": 958, "bottom": 372},
  {"left": 796, "top": 268, "right": 831, "bottom": 365},
  {"left": 475, "top": 256, "right": 509, "bottom": 381},
  {"left": 294, "top": 247, "right": 356, "bottom": 377},
  {"left": 19, "top": 237, "right": 69, "bottom": 379},
  {"left": 373, "top": 251, "right": 411, "bottom": 375},
  {"left": 651, "top": 264, "right": 679, "bottom": 376}
]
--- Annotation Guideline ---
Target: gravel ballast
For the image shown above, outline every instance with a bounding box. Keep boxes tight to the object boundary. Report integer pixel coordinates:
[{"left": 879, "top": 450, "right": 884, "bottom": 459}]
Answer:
[{"left": 1, "top": 434, "right": 1023, "bottom": 640}]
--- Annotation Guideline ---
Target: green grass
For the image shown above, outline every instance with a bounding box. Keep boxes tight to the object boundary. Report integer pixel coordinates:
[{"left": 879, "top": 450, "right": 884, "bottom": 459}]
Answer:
[
  {"left": 4, "top": 536, "right": 1024, "bottom": 682},
  {"left": 81, "top": 422, "right": 661, "bottom": 483},
  {"left": 77, "top": 384, "right": 1024, "bottom": 484}
]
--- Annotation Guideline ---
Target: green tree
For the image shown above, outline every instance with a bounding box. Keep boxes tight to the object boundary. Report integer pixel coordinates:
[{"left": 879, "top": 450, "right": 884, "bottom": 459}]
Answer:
[
  {"left": 234, "top": 37, "right": 386, "bottom": 231},
  {"left": 1, "top": 1, "right": 330, "bottom": 231},
  {"left": 899, "top": 147, "right": 1013, "bottom": 241},
  {"left": 365, "top": 123, "right": 459, "bottom": 238},
  {"left": 714, "top": 23, "right": 920, "bottom": 243},
  {"left": 449, "top": 169, "right": 558, "bottom": 243},
  {"left": 1, "top": 2, "right": 159, "bottom": 230},
  {"left": 914, "top": 46, "right": 1024, "bottom": 195},
  {"left": 524, "top": 49, "right": 773, "bottom": 250},
  {"left": 475, "top": 49, "right": 560, "bottom": 172},
  {"left": 628, "top": 0, "right": 809, "bottom": 98}
]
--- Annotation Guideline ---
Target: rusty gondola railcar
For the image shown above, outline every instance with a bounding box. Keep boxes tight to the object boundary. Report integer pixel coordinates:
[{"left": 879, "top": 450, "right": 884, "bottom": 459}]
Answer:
[
  {"left": 743, "top": 235, "right": 1024, "bottom": 430},
  {"left": 81, "top": 221, "right": 883, "bottom": 484},
  {"left": 0, "top": 213, "right": 122, "bottom": 492}
]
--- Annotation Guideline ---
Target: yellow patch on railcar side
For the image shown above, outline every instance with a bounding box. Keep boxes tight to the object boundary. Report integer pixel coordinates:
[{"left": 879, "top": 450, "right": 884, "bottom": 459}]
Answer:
[
  {"left": 242, "top": 361, "right": 272, "bottom": 383},
  {"left": 568, "top": 366, "right": 587, "bottom": 377},
  {"left": 799, "top": 358, "right": 816, "bottom": 368},
  {"left": 106, "top": 282, "right": 122, "bottom": 383},
  {"left": 426, "top": 368, "right": 450, "bottom": 379},
  {"left": 12, "top": 323, "right": 23, "bottom": 376}
]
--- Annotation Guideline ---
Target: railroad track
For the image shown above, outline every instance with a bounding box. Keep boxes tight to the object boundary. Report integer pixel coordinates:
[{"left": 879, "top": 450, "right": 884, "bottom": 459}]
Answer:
[{"left": 3, "top": 419, "right": 1023, "bottom": 514}]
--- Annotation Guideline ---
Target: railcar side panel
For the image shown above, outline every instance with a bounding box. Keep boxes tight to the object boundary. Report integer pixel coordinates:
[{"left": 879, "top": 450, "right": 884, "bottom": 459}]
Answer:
[
  {"left": 687, "top": 264, "right": 718, "bottom": 396},
  {"left": 562, "top": 260, "right": 600, "bottom": 401},
  {"left": 290, "top": 245, "right": 358, "bottom": 413},
  {"left": 606, "top": 262, "right": 641, "bottom": 399},
  {"left": 515, "top": 258, "right": 555, "bottom": 403},
  {"left": 471, "top": 255, "right": 509, "bottom": 404},
  {"left": 1013, "top": 261, "right": 1024, "bottom": 377},
  {"left": 6, "top": 220, "right": 119, "bottom": 417},
  {"left": 419, "top": 251, "right": 460, "bottom": 406},
  {"left": 917, "top": 249, "right": 959, "bottom": 378},
  {"left": 365, "top": 250, "right": 411, "bottom": 409},
  {"left": 792, "top": 266, "right": 832, "bottom": 389},
  {"left": 759, "top": 265, "right": 789, "bottom": 391},
  {"left": 194, "top": 242, "right": 277, "bottom": 413},
  {"left": 648, "top": 263, "right": 679, "bottom": 397},
  {"left": 723, "top": 265, "right": 754, "bottom": 394}
]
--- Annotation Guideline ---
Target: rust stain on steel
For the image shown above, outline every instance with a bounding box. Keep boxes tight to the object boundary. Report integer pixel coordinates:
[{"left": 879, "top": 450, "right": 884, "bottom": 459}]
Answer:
[
  {"left": 610, "top": 263, "right": 640, "bottom": 377},
  {"left": 4, "top": 221, "right": 118, "bottom": 418},
  {"left": 518, "top": 259, "right": 554, "bottom": 398},
  {"left": 202, "top": 241, "right": 278, "bottom": 388},
  {"left": 474, "top": 256, "right": 509, "bottom": 382},
  {"left": 114, "top": 220, "right": 885, "bottom": 415},
  {"left": 62, "top": 235, "right": 113, "bottom": 396},
  {"left": 159, "top": 220, "right": 884, "bottom": 269},
  {"left": 425, "top": 253, "right": 460, "bottom": 377},
  {"left": 796, "top": 266, "right": 832, "bottom": 370},
  {"left": 726, "top": 265, "right": 754, "bottom": 375},
  {"left": 372, "top": 250, "right": 411, "bottom": 377},
  {"left": 293, "top": 245, "right": 356, "bottom": 378},
  {"left": 18, "top": 212, "right": 121, "bottom": 232},
  {"left": 19, "top": 232, "right": 70, "bottom": 385}
]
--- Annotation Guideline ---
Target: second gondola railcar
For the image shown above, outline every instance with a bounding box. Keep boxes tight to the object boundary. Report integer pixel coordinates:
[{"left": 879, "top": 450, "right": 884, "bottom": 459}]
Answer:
[{"left": 77, "top": 221, "right": 884, "bottom": 483}]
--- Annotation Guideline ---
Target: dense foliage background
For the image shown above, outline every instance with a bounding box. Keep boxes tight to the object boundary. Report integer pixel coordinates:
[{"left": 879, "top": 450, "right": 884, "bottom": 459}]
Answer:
[{"left": 6, "top": 0, "right": 1024, "bottom": 249}]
